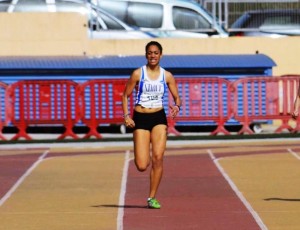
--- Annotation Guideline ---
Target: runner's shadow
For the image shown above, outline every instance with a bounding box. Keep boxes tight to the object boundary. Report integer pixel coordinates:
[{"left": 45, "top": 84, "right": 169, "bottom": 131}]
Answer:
[
  {"left": 264, "top": 198, "right": 300, "bottom": 202},
  {"left": 92, "top": 204, "right": 148, "bottom": 209}
]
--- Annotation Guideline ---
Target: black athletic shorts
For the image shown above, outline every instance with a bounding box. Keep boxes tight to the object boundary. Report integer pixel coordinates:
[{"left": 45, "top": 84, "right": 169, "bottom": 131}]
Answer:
[{"left": 133, "top": 109, "right": 168, "bottom": 131}]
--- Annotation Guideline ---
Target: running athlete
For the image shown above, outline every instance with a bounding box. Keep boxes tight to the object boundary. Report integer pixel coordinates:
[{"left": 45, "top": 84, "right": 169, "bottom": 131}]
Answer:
[{"left": 122, "top": 41, "right": 181, "bottom": 209}]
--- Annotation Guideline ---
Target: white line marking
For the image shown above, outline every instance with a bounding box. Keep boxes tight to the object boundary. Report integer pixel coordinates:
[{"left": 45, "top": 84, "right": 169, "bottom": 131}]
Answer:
[
  {"left": 1, "top": 136, "right": 300, "bottom": 150},
  {"left": 208, "top": 149, "right": 268, "bottom": 230},
  {"left": 0, "top": 150, "right": 49, "bottom": 207},
  {"left": 287, "top": 148, "right": 300, "bottom": 160},
  {"left": 117, "top": 150, "right": 131, "bottom": 230}
]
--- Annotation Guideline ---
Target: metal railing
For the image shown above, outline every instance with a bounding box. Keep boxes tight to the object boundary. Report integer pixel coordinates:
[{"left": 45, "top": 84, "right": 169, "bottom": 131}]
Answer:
[{"left": 201, "top": 0, "right": 300, "bottom": 29}]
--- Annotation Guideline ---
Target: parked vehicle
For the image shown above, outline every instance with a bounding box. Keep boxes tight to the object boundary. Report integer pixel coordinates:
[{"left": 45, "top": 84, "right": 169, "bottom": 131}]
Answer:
[
  {"left": 93, "top": 0, "right": 228, "bottom": 38},
  {"left": 0, "top": 0, "right": 154, "bottom": 39},
  {"left": 229, "top": 9, "right": 300, "bottom": 37}
]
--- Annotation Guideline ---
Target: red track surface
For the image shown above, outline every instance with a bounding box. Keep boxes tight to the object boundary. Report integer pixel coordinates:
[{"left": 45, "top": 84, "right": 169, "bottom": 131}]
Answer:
[
  {"left": 0, "top": 154, "right": 40, "bottom": 199},
  {"left": 124, "top": 154, "right": 261, "bottom": 230}
]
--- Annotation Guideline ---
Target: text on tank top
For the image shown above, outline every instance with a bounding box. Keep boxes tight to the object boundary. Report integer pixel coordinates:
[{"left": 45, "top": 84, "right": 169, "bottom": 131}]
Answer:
[{"left": 135, "top": 65, "right": 167, "bottom": 108}]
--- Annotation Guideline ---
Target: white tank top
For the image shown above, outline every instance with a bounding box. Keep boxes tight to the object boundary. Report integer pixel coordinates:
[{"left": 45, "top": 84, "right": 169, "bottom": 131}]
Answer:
[{"left": 135, "top": 65, "right": 167, "bottom": 108}]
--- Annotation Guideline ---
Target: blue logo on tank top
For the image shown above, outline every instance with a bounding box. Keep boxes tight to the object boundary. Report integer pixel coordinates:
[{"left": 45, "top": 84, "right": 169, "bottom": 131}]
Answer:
[{"left": 144, "top": 83, "right": 163, "bottom": 93}]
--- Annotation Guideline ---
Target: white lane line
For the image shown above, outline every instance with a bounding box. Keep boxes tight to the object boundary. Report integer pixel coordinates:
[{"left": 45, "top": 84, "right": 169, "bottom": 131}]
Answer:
[
  {"left": 0, "top": 150, "right": 49, "bottom": 207},
  {"left": 117, "top": 150, "right": 131, "bottom": 230},
  {"left": 287, "top": 148, "right": 300, "bottom": 160},
  {"left": 208, "top": 149, "right": 268, "bottom": 230}
]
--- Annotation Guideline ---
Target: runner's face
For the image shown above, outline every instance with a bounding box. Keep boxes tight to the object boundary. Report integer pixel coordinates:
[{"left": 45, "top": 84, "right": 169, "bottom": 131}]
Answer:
[{"left": 146, "top": 45, "right": 162, "bottom": 66}]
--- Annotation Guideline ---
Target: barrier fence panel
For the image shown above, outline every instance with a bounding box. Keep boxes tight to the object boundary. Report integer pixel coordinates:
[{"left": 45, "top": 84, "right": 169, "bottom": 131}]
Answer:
[
  {"left": 79, "top": 79, "right": 133, "bottom": 138},
  {"left": 167, "top": 77, "right": 232, "bottom": 136},
  {"left": 1, "top": 76, "right": 300, "bottom": 140},
  {"left": 279, "top": 75, "right": 300, "bottom": 133},
  {"left": 232, "top": 76, "right": 300, "bottom": 134},
  {"left": 0, "top": 82, "right": 9, "bottom": 140},
  {"left": 8, "top": 80, "right": 80, "bottom": 140},
  {"left": 80, "top": 78, "right": 231, "bottom": 138}
]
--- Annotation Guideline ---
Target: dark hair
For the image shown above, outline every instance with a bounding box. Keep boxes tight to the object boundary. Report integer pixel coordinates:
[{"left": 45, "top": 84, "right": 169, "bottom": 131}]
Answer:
[{"left": 145, "top": 41, "right": 163, "bottom": 53}]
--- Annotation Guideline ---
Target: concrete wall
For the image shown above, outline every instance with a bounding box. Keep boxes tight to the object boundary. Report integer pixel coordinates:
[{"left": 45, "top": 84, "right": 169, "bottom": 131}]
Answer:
[
  {"left": 87, "top": 37, "right": 300, "bottom": 76},
  {"left": 0, "top": 13, "right": 299, "bottom": 76},
  {"left": 0, "top": 13, "right": 88, "bottom": 55}
]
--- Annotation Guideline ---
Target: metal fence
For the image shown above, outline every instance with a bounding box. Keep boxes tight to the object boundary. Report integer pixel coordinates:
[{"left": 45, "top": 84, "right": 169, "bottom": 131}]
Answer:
[{"left": 199, "top": 0, "right": 300, "bottom": 29}]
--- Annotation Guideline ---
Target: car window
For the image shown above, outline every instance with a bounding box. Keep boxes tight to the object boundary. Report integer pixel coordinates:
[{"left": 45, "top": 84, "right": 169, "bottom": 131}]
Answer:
[
  {"left": 97, "top": 10, "right": 125, "bottom": 30},
  {"left": 245, "top": 14, "right": 264, "bottom": 28},
  {"left": 232, "top": 11, "right": 300, "bottom": 29},
  {"left": 173, "top": 7, "right": 211, "bottom": 30},
  {"left": 11, "top": 0, "right": 48, "bottom": 12},
  {"left": 263, "top": 16, "right": 291, "bottom": 26},
  {"left": 261, "top": 15, "right": 300, "bottom": 29},
  {"left": 127, "top": 2, "right": 163, "bottom": 28},
  {"left": 99, "top": 1, "right": 163, "bottom": 28},
  {"left": 98, "top": 1, "right": 128, "bottom": 22},
  {"left": 0, "top": 0, "right": 10, "bottom": 12}
]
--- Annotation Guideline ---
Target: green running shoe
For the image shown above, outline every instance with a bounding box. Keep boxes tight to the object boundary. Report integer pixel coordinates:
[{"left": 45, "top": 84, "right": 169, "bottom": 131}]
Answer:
[{"left": 147, "top": 198, "right": 161, "bottom": 209}]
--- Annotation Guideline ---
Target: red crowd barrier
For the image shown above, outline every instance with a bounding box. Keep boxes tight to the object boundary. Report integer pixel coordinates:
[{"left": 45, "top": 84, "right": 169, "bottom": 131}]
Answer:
[
  {"left": 232, "top": 76, "right": 300, "bottom": 134},
  {"left": 167, "top": 77, "right": 232, "bottom": 136},
  {"left": 0, "top": 82, "right": 9, "bottom": 140},
  {"left": 79, "top": 79, "right": 133, "bottom": 138},
  {"left": 277, "top": 76, "right": 300, "bottom": 133},
  {"left": 1, "top": 76, "right": 300, "bottom": 141},
  {"left": 80, "top": 78, "right": 231, "bottom": 138},
  {"left": 8, "top": 80, "right": 80, "bottom": 140}
]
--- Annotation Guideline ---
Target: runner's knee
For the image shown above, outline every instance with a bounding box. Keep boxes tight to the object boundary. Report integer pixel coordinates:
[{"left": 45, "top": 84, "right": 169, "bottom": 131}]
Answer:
[
  {"left": 152, "top": 154, "right": 163, "bottom": 167},
  {"left": 135, "top": 160, "right": 149, "bottom": 172}
]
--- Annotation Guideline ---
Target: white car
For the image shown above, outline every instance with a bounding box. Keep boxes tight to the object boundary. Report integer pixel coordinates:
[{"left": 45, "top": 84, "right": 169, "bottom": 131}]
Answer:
[
  {"left": 95, "top": 0, "right": 228, "bottom": 38},
  {"left": 0, "top": 0, "right": 154, "bottom": 39}
]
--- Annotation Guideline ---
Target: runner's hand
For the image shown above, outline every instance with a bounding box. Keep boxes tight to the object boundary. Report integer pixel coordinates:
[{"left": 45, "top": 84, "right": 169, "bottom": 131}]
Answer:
[
  {"left": 124, "top": 116, "right": 135, "bottom": 128},
  {"left": 169, "top": 105, "right": 180, "bottom": 119}
]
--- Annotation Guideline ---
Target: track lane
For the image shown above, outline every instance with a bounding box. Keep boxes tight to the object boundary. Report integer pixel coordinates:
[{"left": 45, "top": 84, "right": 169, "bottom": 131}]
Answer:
[
  {"left": 123, "top": 154, "right": 262, "bottom": 230},
  {"left": 0, "top": 154, "right": 42, "bottom": 201}
]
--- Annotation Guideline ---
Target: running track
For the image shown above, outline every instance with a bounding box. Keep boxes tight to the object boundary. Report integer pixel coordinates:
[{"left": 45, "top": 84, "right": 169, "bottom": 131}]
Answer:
[
  {"left": 0, "top": 140, "right": 300, "bottom": 229},
  {"left": 123, "top": 154, "right": 263, "bottom": 230}
]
